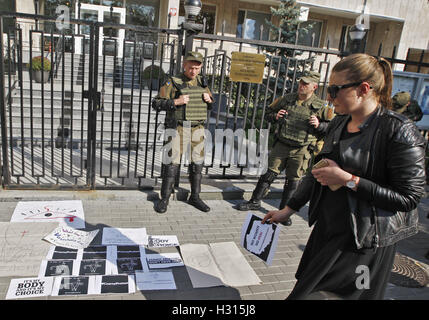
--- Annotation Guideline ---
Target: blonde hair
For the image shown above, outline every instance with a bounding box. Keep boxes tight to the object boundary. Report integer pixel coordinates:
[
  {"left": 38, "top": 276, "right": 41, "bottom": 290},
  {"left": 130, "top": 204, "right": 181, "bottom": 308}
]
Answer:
[{"left": 332, "top": 53, "right": 393, "bottom": 110}]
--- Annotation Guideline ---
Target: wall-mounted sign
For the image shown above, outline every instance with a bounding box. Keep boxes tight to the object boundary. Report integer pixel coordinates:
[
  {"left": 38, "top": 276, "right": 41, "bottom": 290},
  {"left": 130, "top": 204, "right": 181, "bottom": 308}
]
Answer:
[
  {"left": 230, "top": 52, "right": 265, "bottom": 84},
  {"left": 169, "top": 8, "right": 177, "bottom": 17}
]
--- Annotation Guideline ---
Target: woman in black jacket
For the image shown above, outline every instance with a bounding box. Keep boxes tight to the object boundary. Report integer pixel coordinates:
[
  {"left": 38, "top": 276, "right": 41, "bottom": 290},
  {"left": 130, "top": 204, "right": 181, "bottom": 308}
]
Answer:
[{"left": 262, "top": 53, "right": 426, "bottom": 300}]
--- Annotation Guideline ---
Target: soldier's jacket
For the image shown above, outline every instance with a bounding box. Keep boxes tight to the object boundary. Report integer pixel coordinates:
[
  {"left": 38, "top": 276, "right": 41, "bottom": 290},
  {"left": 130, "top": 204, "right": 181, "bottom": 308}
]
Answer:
[
  {"left": 400, "top": 100, "right": 423, "bottom": 122},
  {"left": 265, "top": 92, "right": 334, "bottom": 147},
  {"left": 153, "top": 73, "right": 213, "bottom": 128}
]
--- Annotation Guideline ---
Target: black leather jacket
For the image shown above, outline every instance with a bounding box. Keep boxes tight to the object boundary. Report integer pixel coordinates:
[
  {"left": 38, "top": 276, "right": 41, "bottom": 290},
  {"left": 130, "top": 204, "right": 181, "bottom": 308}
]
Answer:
[{"left": 288, "top": 107, "right": 427, "bottom": 249}]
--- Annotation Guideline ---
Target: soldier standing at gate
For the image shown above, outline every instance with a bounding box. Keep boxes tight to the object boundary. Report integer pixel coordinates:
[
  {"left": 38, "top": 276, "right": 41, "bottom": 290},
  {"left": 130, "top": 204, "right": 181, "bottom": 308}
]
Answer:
[
  {"left": 152, "top": 51, "right": 214, "bottom": 214},
  {"left": 392, "top": 91, "right": 423, "bottom": 122},
  {"left": 236, "top": 71, "right": 334, "bottom": 226}
]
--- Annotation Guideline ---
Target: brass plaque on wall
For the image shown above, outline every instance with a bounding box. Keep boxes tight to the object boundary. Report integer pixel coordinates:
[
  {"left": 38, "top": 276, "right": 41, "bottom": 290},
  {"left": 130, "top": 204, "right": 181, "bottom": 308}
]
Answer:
[{"left": 230, "top": 52, "right": 265, "bottom": 84}]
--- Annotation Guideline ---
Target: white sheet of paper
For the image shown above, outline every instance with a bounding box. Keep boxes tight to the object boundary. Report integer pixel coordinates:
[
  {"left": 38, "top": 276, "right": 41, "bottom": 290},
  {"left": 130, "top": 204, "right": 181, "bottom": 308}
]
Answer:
[
  {"left": 146, "top": 253, "right": 184, "bottom": 269},
  {"left": 43, "top": 226, "right": 99, "bottom": 249},
  {"left": 102, "top": 228, "right": 148, "bottom": 246},
  {"left": 180, "top": 243, "right": 225, "bottom": 288},
  {"left": 51, "top": 276, "right": 97, "bottom": 296},
  {"left": 135, "top": 270, "right": 177, "bottom": 290},
  {"left": 147, "top": 235, "right": 180, "bottom": 247},
  {"left": 209, "top": 242, "right": 261, "bottom": 287},
  {"left": 11, "top": 200, "right": 85, "bottom": 229},
  {"left": 0, "top": 222, "right": 58, "bottom": 277},
  {"left": 181, "top": 242, "right": 261, "bottom": 288},
  {"left": 240, "top": 212, "right": 281, "bottom": 265},
  {"left": 94, "top": 275, "right": 136, "bottom": 294},
  {"left": 6, "top": 277, "right": 54, "bottom": 299}
]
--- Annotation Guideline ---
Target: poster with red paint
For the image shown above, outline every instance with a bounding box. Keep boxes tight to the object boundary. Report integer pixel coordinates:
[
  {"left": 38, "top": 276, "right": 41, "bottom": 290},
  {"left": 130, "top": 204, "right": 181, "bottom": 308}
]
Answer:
[{"left": 11, "top": 200, "right": 85, "bottom": 229}]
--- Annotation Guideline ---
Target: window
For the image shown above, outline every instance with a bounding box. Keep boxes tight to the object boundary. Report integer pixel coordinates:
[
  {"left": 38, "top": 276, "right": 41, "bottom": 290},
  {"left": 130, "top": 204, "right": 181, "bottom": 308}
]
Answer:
[
  {"left": 236, "top": 10, "right": 271, "bottom": 41},
  {"left": 297, "top": 20, "right": 322, "bottom": 47},
  {"left": 179, "top": 1, "right": 216, "bottom": 34}
]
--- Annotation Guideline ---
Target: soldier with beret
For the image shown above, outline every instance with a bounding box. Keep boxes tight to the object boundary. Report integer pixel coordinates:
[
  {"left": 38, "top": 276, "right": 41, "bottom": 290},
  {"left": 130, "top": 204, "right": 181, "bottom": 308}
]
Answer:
[
  {"left": 236, "top": 71, "right": 334, "bottom": 226},
  {"left": 392, "top": 91, "right": 423, "bottom": 122},
  {"left": 152, "top": 51, "right": 214, "bottom": 214}
]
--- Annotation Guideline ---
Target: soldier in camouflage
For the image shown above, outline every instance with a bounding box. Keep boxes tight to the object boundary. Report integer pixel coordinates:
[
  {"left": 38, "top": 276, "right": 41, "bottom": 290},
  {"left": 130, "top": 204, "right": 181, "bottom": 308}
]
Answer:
[
  {"left": 152, "top": 51, "right": 214, "bottom": 214},
  {"left": 392, "top": 91, "right": 423, "bottom": 122},
  {"left": 236, "top": 71, "right": 334, "bottom": 226}
]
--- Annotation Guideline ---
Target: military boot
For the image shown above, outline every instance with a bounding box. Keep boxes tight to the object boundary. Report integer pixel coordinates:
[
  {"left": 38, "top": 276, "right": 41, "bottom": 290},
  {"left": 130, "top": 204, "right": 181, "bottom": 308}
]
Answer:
[
  {"left": 236, "top": 170, "right": 278, "bottom": 211},
  {"left": 278, "top": 179, "right": 300, "bottom": 226},
  {"left": 154, "top": 164, "right": 179, "bottom": 214},
  {"left": 188, "top": 163, "right": 210, "bottom": 212}
]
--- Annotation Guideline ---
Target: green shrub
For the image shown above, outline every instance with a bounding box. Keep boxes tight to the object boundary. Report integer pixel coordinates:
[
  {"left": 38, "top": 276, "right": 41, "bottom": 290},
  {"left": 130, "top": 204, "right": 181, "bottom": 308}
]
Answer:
[{"left": 27, "top": 56, "right": 51, "bottom": 71}]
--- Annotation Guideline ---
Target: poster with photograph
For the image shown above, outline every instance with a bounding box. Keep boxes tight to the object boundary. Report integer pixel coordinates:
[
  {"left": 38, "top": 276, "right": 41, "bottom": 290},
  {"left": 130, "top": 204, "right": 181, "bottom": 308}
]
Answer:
[
  {"left": 146, "top": 253, "right": 184, "bottom": 269},
  {"left": 240, "top": 212, "right": 281, "bottom": 265},
  {"left": 38, "top": 259, "right": 76, "bottom": 277},
  {"left": 106, "top": 245, "right": 149, "bottom": 274},
  {"left": 94, "top": 275, "right": 136, "bottom": 294},
  {"left": 52, "top": 276, "right": 97, "bottom": 296},
  {"left": 11, "top": 200, "right": 85, "bottom": 229},
  {"left": 6, "top": 277, "right": 54, "bottom": 299},
  {"left": 77, "top": 259, "right": 107, "bottom": 276}
]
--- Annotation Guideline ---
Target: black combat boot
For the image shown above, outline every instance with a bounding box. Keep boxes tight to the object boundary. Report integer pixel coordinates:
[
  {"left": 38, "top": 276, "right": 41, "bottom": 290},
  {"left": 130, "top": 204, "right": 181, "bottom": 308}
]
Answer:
[
  {"left": 154, "top": 164, "right": 179, "bottom": 214},
  {"left": 278, "top": 179, "right": 300, "bottom": 226},
  {"left": 236, "top": 170, "right": 278, "bottom": 211},
  {"left": 188, "top": 163, "right": 210, "bottom": 212}
]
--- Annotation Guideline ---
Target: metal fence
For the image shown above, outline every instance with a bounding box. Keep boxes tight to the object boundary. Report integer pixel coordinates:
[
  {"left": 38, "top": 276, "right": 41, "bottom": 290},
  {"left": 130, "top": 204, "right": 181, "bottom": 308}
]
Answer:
[{"left": 1, "top": 12, "right": 428, "bottom": 190}]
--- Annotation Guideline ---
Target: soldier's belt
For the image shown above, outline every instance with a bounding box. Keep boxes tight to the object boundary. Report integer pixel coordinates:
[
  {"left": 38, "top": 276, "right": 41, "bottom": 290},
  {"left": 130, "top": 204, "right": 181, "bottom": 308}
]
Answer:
[{"left": 181, "top": 87, "right": 208, "bottom": 121}]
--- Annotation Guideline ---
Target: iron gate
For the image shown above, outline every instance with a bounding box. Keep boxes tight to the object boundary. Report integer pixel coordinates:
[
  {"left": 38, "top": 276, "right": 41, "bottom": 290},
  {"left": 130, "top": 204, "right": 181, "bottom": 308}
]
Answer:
[
  {"left": 0, "top": 12, "right": 182, "bottom": 189},
  {"left": 6, "top": 11, "right": 417, "bottom": 190}
]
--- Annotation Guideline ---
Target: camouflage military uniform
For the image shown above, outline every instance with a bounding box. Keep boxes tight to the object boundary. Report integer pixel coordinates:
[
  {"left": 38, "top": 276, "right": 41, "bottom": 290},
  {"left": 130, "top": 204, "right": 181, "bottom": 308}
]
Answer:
[
  {"left": 154, "top": 73, "right": 213, "bottom": 164},
  {"left": 151, "top": 51, "right": 213, "bottom": 214},
  {"left": 392, "top": 91, "right": 423, "bottom": 122},
  {"left": 265, "top": 92, "right": 334, "bottom": 179},
  {"left": 236, "top": 70, "right": 334, "bottom": 223}
]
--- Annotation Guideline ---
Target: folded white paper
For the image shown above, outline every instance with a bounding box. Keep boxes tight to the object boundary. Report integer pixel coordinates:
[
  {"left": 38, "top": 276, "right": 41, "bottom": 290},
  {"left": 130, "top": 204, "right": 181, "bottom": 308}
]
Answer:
[{"left": 181, "top": 242, "right": 261, "bottom": 288}]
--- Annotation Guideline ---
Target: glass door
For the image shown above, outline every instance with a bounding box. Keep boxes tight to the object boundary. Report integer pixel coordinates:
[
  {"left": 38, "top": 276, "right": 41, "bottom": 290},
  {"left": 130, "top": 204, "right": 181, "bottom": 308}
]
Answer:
[{"left": 75, "top": 3, "right": 126, "bottom": 57}]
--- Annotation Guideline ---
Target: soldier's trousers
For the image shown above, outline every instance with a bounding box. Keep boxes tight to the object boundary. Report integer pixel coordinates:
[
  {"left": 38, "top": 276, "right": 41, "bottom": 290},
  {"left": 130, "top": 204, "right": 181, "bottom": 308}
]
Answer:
[
  {"left": 164, "top": 124, "right": 206, "bottom": 165},
  {"left": 267, "top": 141, "right": 311, "bottom": 181}
]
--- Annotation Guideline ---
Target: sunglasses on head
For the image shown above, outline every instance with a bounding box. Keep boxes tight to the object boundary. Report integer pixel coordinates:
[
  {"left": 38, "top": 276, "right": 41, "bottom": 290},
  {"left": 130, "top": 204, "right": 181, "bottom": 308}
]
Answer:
[{"left": 327, "top": 81, "right": 363, "bottom": 99}]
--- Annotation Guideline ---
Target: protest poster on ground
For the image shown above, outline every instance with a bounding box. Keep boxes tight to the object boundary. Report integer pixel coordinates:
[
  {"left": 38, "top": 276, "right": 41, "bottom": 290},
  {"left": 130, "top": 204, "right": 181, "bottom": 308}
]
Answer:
[
  {"left": 6, "top": 277, "right": 54, "bottom": 300},
  {"left": 135, "top": 270, "right": 177, "bottom": 290},
  {"left": 51, "top": 276, "right": 97, "bottom": 296},
  {"left": 146, "top": 253, "right": 184, "bottom": 269},
  {"left": 181, "top": 242, "right": 261, "bottom": 288},
  {"left": 102, "top": 227, "right": 148, "bottom": 246},
  {"left": 94, "top": 275, "right": 136, "bottom": 294},
  {"left": 11, "top": 200, "right": 85, "bottom": 229},
  {"left": 43, "top": 226, "right": 99, "bottom": 249},
  {"left": 147, "top": 235, "right": 180, "bottom": 248},
  {"left": 240, "top": 212, "right": 281, "bottom": 265},
  {"left": 38, "top": 259, "right": 76, "bottom": 277}
]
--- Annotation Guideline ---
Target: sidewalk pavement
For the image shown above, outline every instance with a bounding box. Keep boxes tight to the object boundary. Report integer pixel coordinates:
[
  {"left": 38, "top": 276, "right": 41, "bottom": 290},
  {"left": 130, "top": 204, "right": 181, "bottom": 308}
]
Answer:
[{"left": 0, "top": 179, "right": 428, "bottom": 300}]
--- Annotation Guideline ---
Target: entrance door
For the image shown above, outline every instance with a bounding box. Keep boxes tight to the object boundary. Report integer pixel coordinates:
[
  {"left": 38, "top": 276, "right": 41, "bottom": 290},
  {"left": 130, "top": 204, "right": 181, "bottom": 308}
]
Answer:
[{"left": 75, "top": 3, "right": 126, "bottom": 57}]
